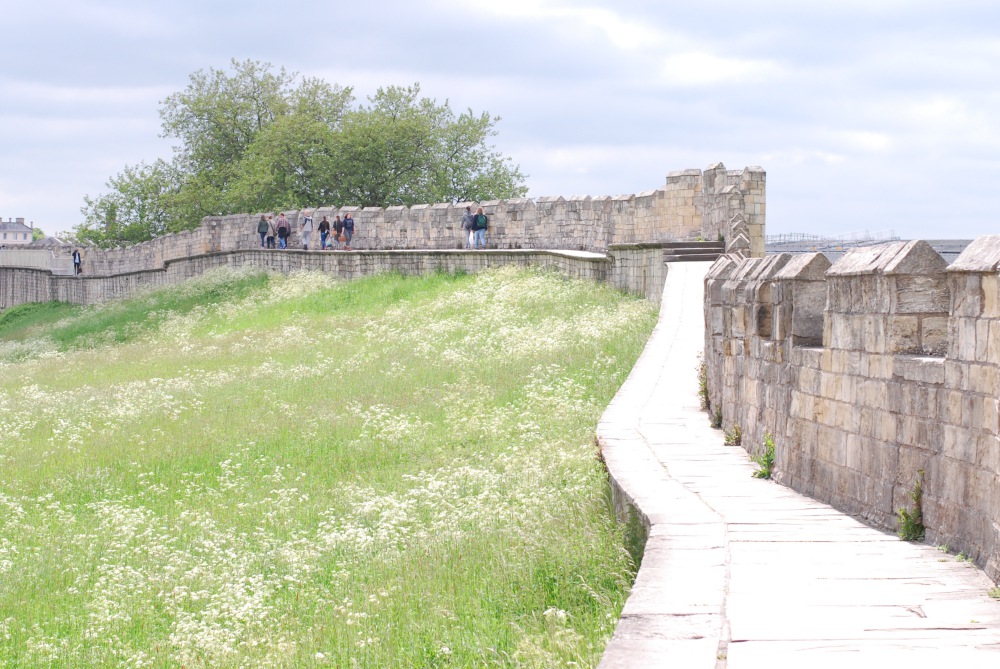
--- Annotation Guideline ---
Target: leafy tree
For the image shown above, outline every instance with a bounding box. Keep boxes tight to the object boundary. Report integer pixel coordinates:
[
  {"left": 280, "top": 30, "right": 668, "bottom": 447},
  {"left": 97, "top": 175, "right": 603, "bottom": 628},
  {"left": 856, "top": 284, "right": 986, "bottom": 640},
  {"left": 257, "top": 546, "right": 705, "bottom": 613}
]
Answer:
[
  {"left": 76, "top": 60, "right": 526, "bottom": 247},
  {"left": 329, "top": 84, "right": 527, "bottom": 207},
  {"left": 160, "top": 60, "right": 295, "bottom": 178},
  {"left": 228, "top": 78, "right": 353, "bottom": 212},
  {"left": 78, "top": 160, "right": 178, "bottom": 247},
  {"left": 32, "top": 227, "right": 44, "bottom": 241}
]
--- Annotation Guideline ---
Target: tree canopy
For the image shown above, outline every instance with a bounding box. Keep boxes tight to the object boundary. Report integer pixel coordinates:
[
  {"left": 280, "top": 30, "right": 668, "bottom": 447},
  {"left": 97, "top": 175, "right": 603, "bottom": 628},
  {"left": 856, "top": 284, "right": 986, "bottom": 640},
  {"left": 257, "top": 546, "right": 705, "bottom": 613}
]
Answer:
[{"left": 77, "top": 59, "right": 527, "bottom": 247}]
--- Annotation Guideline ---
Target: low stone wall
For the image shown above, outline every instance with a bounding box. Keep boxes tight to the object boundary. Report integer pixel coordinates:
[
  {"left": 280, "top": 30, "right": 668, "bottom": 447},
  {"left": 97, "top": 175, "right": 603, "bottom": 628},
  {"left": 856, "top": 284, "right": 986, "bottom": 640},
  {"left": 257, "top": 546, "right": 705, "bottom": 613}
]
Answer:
[
  {"left": 0, "top": 248, "right": 631, "bottom": 310},
  {"left": 704, "top": 235, "right": 1000, "bottom": 581},
  {"left": 607, "top": 244, "right": 668, "bottom": 303},
  {"left": 1, "top": 235, "right": 694, "bottom": 310}
]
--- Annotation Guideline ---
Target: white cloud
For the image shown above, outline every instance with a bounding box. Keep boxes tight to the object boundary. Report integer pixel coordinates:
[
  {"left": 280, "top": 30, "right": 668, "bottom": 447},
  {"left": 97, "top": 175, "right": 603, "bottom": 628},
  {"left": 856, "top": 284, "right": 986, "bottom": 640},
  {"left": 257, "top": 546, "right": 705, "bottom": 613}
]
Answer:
[
  {"left": 0, "top": 115, "right": 159, "bottom": 142},
  {"left": 5, "top": 0, "right": 1000, "bottom": 239},
  {"left": 449, "top": 0, "right": 671, "bottom": 50},
  {"left": 837, "top": 130, "right": 892, "bottom": 153},
  {"left": 7, "top": 0, "right": 176, "bottom": 38},
  {"left": 0, "top": 80, "right": 171, "bottom": 108},
  {"left": 659, "top": 51, "right": 783, "bottom": 86},
  {"left": 761, "top": 149, "right": 847, "bottom": 166}
]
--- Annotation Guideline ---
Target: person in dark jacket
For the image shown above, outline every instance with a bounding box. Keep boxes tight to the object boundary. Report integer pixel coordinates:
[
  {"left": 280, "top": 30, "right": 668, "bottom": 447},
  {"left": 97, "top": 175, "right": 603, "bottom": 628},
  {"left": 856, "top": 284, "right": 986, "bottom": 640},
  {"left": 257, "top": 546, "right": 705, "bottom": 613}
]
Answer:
[
  {"left": 332, "top": 215, "right": 345, "bottom": 250},
  {"left": 318, "top": 216, "right": 331, "bottom": 250},
  {"left": 343, "top": 213, "right": 355, "bottom": 250},
  {"left": 257, "top": 215, "right": 269, "bottom": 248}
]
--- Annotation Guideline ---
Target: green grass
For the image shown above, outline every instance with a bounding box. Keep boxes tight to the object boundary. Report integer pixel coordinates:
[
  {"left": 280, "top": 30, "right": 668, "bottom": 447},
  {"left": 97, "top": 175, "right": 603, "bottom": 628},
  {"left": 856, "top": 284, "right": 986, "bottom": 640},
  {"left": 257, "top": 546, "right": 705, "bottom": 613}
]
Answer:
[
  {"left": 751, "top": 433, "right": 776, "bottom": 479},
  {"left": 0, "top": 266, "right": 658, "bottom": 668},
  {"left": 0, "top": 300, "right": 81, "bottom": 340},
  {"left": 897, "top": 470, "right": 926, "bottom": 542}
]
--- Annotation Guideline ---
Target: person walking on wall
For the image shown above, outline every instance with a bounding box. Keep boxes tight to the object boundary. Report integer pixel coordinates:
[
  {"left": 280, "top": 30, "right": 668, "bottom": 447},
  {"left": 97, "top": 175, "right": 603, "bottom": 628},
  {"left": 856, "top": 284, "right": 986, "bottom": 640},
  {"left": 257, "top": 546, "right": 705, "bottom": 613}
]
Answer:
[
  {"left": 72, "top": 248, "right": 82, "bottom": 275},
  {"left": 318, "top": 215, "right": 331, "bottom": 250},
  {"left": 276, "top": 213, "right": 289, "bottom": 249},
  {"left": 473, "top": 206, "right": 488, "bottom": 250},
  {"left": 257, "top": 215, "right": 269, "bottom": 248},
  {"left": 461, "top": 205, "right": 475, "bottom": 249},
  {"left": 332, "top": 215, "right": 345, "bottom": 250},
  {"left": 343, "top": 212, "right": 355, "bottom": 250},
  {"left": 301, "top": 209, "right": 314, "bottom": 250},
  {"left": 266, "top": 215, "right": 276, "bottom": 249}
]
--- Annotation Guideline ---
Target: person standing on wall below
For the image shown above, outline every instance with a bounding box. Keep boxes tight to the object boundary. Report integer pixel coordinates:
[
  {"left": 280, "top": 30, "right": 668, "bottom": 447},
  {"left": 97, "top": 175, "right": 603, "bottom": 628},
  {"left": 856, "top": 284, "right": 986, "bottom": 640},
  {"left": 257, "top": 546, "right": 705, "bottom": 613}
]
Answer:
[
  {"left": 332, "top": 215, "right": 344, "bottom": 250},
  {"left": 343, "top": 212, "right": 355, "bottom": 250},
  {"left": 318, "top": 215, "right": 331, "bottom": 250},
  {"left": 276, "top": 213, "right": 289, "bottom": 249},
  {"left": 257, "top": 215, "right": 269, "bottom": 248},
  {"left": 300, "top": 209, "right": 314, "bottom": 250},
  {"left": 72, "top": 249, "right": 82, "bottom": 275},
  {"left": 473, "top": 206, "right": 488, "bottom": 250},
  {"left": 266, "top": 216, "right": 276, "bottom": 249},
  {"left": 461, "top": 205, "right": 475, "bottom": 249}
]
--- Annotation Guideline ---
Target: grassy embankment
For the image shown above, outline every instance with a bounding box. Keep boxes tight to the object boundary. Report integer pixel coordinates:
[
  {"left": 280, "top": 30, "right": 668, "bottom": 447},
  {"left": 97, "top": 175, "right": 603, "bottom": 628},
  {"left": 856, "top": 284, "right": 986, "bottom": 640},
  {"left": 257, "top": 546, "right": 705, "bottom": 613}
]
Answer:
[{"left": 0, "top": 266, "right": 657, "bottom": 668}]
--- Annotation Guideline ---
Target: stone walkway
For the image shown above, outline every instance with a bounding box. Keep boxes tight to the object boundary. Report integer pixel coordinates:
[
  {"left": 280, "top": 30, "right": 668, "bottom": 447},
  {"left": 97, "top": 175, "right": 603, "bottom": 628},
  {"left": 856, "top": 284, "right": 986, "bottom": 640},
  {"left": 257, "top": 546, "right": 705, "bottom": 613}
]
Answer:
[{"left": 597, "top": 261, "right": 1000, "bottom": 668}]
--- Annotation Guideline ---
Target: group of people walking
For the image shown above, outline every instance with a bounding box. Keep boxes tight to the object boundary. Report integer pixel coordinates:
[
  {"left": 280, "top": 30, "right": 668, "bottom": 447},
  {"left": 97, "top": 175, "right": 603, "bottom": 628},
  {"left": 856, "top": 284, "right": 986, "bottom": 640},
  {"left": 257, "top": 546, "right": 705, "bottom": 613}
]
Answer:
[
  {"left": 257, "top": 210, "right": 354, "bottom": 251},
  {"left": 255, "top": 205, "right": 490, "bottom": 251}
]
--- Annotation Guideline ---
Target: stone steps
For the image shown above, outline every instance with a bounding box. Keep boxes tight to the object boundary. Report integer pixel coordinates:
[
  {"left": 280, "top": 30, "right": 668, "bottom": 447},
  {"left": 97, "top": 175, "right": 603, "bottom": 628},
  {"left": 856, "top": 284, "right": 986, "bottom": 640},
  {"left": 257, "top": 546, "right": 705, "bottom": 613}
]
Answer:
[{"left": 663, "top": 240, "right": 725, "bottom": 263}]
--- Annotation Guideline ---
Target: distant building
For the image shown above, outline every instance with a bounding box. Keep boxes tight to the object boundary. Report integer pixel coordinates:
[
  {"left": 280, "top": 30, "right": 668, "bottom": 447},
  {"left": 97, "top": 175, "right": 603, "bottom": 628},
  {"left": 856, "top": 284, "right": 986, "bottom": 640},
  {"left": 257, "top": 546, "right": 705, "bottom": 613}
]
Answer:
[{"left": 0, "top": 217, "right": 33, "bottom": 246}]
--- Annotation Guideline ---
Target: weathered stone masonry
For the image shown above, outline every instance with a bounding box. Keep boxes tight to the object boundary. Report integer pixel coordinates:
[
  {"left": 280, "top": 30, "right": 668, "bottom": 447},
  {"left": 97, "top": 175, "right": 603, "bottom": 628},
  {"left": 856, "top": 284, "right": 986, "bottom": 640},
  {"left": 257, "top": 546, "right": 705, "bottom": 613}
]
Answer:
[
  {"left": 0, "top": 163, "right": 764, "bottom": 308},
  {"left": 704, "top": 236, "right": 1000, "bottom": 581},
  {"left": 46, "top": 163, "right": 764, "bottom": 277}
]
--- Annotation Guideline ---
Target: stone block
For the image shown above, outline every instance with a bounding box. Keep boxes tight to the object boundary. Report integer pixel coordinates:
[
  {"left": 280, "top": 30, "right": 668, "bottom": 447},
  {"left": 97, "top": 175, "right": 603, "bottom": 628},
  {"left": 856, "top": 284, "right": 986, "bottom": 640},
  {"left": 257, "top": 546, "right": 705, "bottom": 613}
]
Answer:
[
  {"left": 968, "top": 363, "right": 998, "bottom": 395},
  {"left": 942, "top": 389, "right": 965, "bottom": 424},
  {"left": 942, "top": 424, "right": 977, "bottom": 464},
  {"left": 888, "top": 315, "right": 920, "bottom": 352},
  {"left": 894, "top": 275, "right": 950, "bottom": 314},
  {"left": 957, "top": 317, "right": 979, "bottom": 361},
  {"left": 984, "top": 275, "right": 1000, "bottom": 318},
  {"left": 921, "top": 316, "right": 948, "bottom": 354},
  {"left": 983, "top": 397, "right": 1000, "bottom": 434},
  {"left": 990, "top": 320, "right": 1000, "bottom": 364},
  {"left": 947, "top": 233, "right": 1000, "bottom": 273},
  {"left": 979, "top": 434, "right": 999, "bottom": 472},
  {"left": 891, "top": 356, "right": 945, "bottom": 385}
]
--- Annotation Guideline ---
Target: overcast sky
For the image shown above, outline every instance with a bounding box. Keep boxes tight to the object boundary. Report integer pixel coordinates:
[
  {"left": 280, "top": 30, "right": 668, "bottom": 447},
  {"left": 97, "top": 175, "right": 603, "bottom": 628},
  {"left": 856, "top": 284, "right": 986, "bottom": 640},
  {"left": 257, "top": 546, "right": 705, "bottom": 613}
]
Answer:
[{"left": 3, "top": 0, "right": 999, "bottom": 240}]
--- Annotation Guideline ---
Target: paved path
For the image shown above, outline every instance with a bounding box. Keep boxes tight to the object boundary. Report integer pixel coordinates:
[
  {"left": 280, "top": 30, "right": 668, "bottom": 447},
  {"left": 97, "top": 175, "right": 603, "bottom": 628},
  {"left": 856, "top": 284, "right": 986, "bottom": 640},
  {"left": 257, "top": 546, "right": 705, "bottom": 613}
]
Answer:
[{"left": 597, "top": 261, "right": 1000, "bottom": 668}]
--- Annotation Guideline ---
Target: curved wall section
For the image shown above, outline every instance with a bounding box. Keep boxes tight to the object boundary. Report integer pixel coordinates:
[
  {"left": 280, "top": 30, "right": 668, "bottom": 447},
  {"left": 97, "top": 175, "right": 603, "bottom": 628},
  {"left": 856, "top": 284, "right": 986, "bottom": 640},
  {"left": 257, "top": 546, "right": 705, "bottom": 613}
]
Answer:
[{"left": 703, "top": 236, "right": 1000, "bottom": 581}]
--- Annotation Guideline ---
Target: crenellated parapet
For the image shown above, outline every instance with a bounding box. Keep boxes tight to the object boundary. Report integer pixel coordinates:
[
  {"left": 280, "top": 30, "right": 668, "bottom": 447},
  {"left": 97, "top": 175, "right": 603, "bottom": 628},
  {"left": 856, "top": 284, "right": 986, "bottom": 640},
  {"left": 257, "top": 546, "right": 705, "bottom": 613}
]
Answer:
[
  {"left": 703, "top": 235, "right": 1000, "bottom": 581},
  {"left": 10, "top": 164, "right": 764, "bottom": 278}
]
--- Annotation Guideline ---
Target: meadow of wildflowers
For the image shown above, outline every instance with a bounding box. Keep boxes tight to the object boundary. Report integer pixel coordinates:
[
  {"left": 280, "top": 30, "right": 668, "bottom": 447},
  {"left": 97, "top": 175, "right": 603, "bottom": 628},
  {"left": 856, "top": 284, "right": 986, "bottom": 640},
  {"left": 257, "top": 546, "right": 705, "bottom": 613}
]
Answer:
[{"left": 0, "top": 267, "right": 658, "bottom": 667}]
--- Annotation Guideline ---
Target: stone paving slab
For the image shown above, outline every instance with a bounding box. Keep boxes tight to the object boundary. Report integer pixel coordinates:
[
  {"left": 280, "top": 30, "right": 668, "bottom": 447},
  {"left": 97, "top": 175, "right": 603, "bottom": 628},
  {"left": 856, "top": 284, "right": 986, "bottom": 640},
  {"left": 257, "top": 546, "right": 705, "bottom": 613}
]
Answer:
[{"left": 597, "top": 261, "right": 1000, "bottom": 668}]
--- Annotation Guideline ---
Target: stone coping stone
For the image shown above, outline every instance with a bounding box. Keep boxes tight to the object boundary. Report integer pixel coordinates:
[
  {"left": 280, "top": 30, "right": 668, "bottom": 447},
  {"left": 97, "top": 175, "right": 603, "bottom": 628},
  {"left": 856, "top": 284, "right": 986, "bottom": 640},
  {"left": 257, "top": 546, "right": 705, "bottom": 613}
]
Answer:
[
  {"left": 827, "top": 240, "right": 946, "bottom": 276},
  {"left": 947, "top": 234, "right": 1000, "bottom": 273},
  {"left": 774, "top": 252, "right": 831, "bottom": 281}
]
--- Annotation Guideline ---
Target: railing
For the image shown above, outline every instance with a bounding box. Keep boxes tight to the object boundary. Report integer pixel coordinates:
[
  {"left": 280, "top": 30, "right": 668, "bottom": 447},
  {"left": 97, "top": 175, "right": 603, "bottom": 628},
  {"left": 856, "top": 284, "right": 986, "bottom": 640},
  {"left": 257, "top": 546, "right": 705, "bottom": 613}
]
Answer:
[{"left": 765, "top": 229, "right": 899, "bottom": 246}]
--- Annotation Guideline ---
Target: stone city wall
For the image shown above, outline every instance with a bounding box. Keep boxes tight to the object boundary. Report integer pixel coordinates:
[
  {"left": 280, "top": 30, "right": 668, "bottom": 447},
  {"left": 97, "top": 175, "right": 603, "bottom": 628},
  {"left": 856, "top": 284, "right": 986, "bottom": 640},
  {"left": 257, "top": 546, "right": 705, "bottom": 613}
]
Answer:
[
  {"left": 1, "top": 242, "right": 683, "bottom": 310},
  {"left": 1, "top": 163, "right": 763, "bottom": 308},
  {"left": 703, "top": 236, "right": 1000, "bottom": 581},
  {"left": 1, "top": 248, "right": 625, "bottom": 310},
  {"left": 44, "top": 163, "right": 764, "bottom": 277}
]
